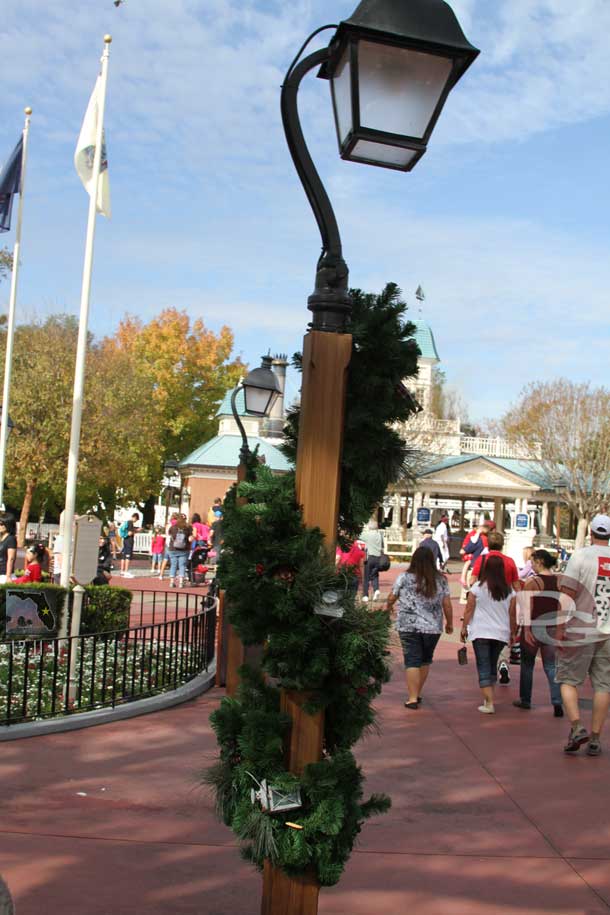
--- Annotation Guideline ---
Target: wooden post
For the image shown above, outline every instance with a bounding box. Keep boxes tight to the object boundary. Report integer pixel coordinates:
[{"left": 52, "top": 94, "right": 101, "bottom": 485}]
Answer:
[{"left": 261, "top": 330, "right": 352, "bottom": 915}]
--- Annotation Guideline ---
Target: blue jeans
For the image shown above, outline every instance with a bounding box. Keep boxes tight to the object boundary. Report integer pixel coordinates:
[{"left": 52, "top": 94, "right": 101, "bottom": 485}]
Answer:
[
  {"left": 473, "top": 638, "right": 506, "bottom": 687},
  {"left": 363, "top": 556, "right": 380, "bottom": 597},
  {"left": 519, "top": 637, "right": 562, "bottom": 706},
  {"left": 168, "top": 549, "right": 187, "bottom": 580}
]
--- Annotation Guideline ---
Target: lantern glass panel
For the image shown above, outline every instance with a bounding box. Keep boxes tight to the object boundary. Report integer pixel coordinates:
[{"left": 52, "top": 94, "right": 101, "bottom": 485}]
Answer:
[
  {"left": 331, "top": 46, "right": 353, "bottom": 144},
  {"left": 244, "top": 387, "right": 272, "bottom": 416},
  {"left": 350, "top": 139, "right": 418, "bottom": 168},
  {"left": 357, "top": 40, "right": 453, "bottom": 140}
]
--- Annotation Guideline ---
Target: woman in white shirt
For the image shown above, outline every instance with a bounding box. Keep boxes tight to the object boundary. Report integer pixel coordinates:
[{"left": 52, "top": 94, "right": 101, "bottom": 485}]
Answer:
[{"left": 461, "top": 555, "right": 517, "bottom": 714}]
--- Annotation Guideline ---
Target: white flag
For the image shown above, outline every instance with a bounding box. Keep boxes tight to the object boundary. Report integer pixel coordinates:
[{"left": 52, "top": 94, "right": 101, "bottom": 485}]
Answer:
[{"left": 74, "top": 77, "right": 111, "bottom": 218}]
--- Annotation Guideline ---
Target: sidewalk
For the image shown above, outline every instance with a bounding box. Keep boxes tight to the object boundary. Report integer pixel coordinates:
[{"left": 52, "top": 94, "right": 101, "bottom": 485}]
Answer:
[{"left": 1, "top": 577, "right": 609, "bottom": 914}]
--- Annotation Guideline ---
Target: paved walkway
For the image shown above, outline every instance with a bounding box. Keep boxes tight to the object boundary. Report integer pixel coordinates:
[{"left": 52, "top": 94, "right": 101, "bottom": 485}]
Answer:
[{"left": 1, "top": 575, "right": 609, "bottom": 913}]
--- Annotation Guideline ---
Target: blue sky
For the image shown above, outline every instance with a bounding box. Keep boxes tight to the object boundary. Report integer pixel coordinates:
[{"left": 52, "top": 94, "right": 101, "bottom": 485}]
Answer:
[{"left": 1, "top": 0, "right": 610, "bottom": 423}]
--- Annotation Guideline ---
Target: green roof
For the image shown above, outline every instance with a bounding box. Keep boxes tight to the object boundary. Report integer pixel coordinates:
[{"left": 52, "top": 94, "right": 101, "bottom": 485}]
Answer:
[
  {"left": 216, "top": 388, "right": 246, "bottom": 417},
  {"left": 412, "top": 320, "right": 440, "bottom": 361},
  {"left": 418, "top": 454, "right": 550, "bottom": 488},
  {"left": 179, "top": 435, "right": 291, "bottom": 473}
]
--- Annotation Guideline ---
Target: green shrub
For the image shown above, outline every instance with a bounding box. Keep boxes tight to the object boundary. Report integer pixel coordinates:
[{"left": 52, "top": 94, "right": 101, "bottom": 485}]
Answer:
[{"left": 81, "top": 586, "right": 132, "bottom": 634}]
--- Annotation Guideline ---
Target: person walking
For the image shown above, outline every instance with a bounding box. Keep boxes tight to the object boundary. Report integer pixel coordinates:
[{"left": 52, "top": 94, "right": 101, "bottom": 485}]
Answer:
[
  {"left": 0, "top": 517, "right": 17, "bottom": 583},
  {"left": 419, "top": 529, "right": 443, "bottom": 569},
  {"left": 360, "top": 521, "right": 384, "bottom": 602},
  {"left": 513, "top": 549, "right": 563, "bottom": 716},
  {"left": 461, "top": 555, "right": 517, "bottom": 714},
  {"left": 167, "top": 515, "right": 192, "bottom": 588},
  {"left": 119, "top": 513, "right": 140, "bottom": 578},
  {"left": 470, "top": 530, "right": 519, "bottom": 685},
  {"left": 386, "top": 546, "right": 453, "bottom": 709},
  {"left": 557, "top": 514, "right": 610, "bottom": 756},
  {"left": 150, "top": 526, "right": 165, "bottom": 574},
  {"left": 106, "top": 521, "right": 119, "bottom": 559},
  {"left": 433, "top": 514, "right": 450, "bottom": 570}
]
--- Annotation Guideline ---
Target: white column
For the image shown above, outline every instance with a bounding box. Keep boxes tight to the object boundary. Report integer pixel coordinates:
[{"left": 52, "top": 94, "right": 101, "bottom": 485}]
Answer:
[{"left": 494, "top": 497, "right": 504, "bottom": 533}]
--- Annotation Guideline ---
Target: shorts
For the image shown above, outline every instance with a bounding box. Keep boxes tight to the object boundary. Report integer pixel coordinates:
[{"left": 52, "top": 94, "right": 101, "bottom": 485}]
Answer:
[
  {"left": 555, "top": 636, "right": 610, "bottom": 692},
  {"left": 399, "top": 631, "right": 441, "bottom": 668},
  {"left": 121, "top": 537, "right": 134, "bottom": 560}
]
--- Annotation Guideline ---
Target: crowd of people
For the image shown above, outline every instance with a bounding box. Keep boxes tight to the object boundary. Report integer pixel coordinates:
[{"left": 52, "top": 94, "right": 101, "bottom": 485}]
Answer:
[
  {"left": 384, "top": 514, "right": 610, "bottom": 757},
  {"left": 98, "top": 500, "right": 225, "bottom": 588}
]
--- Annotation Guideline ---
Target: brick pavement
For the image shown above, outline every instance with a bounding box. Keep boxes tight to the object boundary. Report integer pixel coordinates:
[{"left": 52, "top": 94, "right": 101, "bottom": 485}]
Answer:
[{"left": 1, "top": 570, "right": 609, "bottom": 914}]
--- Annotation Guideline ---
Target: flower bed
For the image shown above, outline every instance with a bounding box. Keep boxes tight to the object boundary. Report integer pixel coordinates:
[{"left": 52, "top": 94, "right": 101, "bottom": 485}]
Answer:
[{"left": 0, "top": 635, "right": 199, "bottom": 725}]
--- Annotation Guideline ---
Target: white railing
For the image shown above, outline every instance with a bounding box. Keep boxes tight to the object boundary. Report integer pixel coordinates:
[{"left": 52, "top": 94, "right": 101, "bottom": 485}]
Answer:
[
  {"left": 134, "top": 532, "right": 153, "bottom": 553},
  {"left": 460, "top": 437, "right": 540, "bottom": 460},
  {"left": 411, "top": 415, "right": 461, "bottom": 434}
]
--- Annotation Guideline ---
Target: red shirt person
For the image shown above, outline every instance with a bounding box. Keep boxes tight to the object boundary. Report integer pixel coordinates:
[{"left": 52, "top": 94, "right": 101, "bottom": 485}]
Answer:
[{"left": 471, "top": 531, "right": 519, "bottom": 586}]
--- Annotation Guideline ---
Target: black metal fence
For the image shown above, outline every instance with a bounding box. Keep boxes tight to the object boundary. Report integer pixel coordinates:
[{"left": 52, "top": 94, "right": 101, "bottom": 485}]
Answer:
[{"left": 0, "top": 592, "right": 217, "bottom": 727}]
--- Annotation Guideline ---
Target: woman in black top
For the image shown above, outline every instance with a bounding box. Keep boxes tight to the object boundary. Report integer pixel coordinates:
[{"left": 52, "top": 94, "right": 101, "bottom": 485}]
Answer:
[{"left": 0, "top": 516, "right": 17, "bottom": 581}]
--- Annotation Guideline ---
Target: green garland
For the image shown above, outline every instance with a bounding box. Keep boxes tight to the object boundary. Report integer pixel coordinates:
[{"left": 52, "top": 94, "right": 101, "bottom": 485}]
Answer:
[
  {"left": 282, "top": 282, "right": 421, "bottom": 539},
  {"left": 206, "top": 284, "right": 421, "bottom": 885},
  {"left": 206, "top": 467, "right": 391, "bottom": 884}
]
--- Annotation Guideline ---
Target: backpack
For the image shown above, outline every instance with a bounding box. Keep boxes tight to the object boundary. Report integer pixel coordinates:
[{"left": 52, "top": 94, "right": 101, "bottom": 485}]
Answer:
[
  {"left": 119, "top": 521, "right": 130, "bottom": 539},
  {"left": 172, "top": 528, "right": 188, "bottom": 550}
]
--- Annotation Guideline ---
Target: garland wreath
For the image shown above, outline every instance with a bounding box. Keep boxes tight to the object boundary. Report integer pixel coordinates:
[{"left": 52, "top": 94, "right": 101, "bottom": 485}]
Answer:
[{"left": 205, "top": 284, "right": 421, "bottom": 885}]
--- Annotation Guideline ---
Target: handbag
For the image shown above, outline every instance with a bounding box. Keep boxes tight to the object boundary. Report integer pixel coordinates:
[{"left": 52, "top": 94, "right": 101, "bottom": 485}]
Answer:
[{"left": 377, "top": 552, "right": 391, "bottom": 573}]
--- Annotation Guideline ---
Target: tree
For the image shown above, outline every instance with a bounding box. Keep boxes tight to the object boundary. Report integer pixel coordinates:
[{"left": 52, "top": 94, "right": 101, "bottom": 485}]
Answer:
[
  {"left": 430, "top": 365, "right": 469, "bottom": 423},
  {"left": 1, "top": 315, "right": 163, "bottom": 543},
  {"left": 0, "top": 248, "right": 12, "bottom": 283},
  {"left": 500, "top": 379, "right": 610, "bottom": 547},
  {"left": 106, "top": 308, "right": 245, "bottom": 461}
]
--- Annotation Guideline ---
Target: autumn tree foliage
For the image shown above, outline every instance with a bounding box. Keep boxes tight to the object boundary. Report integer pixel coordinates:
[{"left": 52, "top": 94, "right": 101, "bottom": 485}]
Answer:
[
  {"left": 106, "top": 308, "right": 244, "bottom": 460},
  {"left": 0, "top": 309, "right": 244, "bottom": 540},
  {"left": 500, "top": 379, "right": 610, "bottom": 547}
]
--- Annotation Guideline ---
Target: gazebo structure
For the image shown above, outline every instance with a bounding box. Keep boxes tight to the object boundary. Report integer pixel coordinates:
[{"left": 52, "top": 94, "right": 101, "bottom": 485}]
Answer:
[{"left": 382, "top": 320, "right": 565, "bottom": 563}]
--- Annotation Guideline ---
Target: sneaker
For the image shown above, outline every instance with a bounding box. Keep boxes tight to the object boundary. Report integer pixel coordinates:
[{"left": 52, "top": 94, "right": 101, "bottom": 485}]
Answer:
[
  {"left": 499, "top": 662, "right": 510, "bottom": 685},
  {"left": 513, "top": 699, "right": 531, "bottom": 710},
  {"left": 478, "top": 704, "right": 495, "bottom": 714},
  {"left": 373, "top": 589, "right": 380, "bottom": 601},
  {"left": 564, "top": 726, "right": 589, "bottom": 753},
  {"left": 587, "top": 738, "right": 602, "bottom": 757},
  {"left": 169, "top": 581, "right": 175, "bottom": 588},
  {"left": 553, "top": 705, "right": 564, "bottom": 718},
  {"left": 361, "top": 596, "right": 368, "bottom": 603}
]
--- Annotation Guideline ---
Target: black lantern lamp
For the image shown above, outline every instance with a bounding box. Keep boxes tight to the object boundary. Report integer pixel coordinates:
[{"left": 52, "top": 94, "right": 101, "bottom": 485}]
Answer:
[
  {"left": 321, "top": 0, "right": 479, "bottom": 171},
  {"left": 242, "top": 355, "right": 282, "bottom": 417},
  {"left": 281, "top": 0, "right": 478, "bottom": 333},
  {"left": 231, "top": 356, "right": 282, "bottom": 469}
]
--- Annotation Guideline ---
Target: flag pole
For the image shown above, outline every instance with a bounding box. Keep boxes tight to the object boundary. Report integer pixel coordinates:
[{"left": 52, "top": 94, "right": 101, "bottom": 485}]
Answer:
[
  {"left": 59, "top": 36, "right": 112, "bottom": 623},
  {"left": 0, "top": 107, "right": 32, "bottom": 511}
]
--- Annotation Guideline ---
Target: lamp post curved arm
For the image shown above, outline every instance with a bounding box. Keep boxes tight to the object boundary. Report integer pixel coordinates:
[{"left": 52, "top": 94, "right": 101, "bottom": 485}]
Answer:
[
  {"left": 230, "top": 385, "right": 250, "bottom": 466},
  {"left": 281, "top": 47, "right": 351, "bottom": 333}
]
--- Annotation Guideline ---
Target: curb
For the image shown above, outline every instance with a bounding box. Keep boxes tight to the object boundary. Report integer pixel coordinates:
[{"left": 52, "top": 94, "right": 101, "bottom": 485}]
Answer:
[{"left": 0, "top": 660, "right": 217, "bottom": 742}]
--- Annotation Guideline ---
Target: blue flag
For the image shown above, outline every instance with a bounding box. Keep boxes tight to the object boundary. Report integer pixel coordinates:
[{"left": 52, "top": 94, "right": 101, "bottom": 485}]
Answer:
[{"left": 0, "top": 137, "right": 23, "bottom": 233}]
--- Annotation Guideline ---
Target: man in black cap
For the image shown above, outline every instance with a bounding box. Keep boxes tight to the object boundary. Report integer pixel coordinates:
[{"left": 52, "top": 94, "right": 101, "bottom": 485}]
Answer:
[{"left": 419, "top": 528, "right": 443, "bottom": 569}]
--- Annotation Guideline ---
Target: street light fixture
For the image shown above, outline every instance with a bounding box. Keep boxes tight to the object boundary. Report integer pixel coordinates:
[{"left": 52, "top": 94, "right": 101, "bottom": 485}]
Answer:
[
  {"left": 231, "top": 356, "right": 282, "bottom": 472},
  {"left": 281, "top": 0, "right": 478, "bottom": 334},
  {"left": 322, "top": 0, "right": 479, "bottom": 171},
  {"left": 269, "top": 2, "right": 478, "bottom": 911}
]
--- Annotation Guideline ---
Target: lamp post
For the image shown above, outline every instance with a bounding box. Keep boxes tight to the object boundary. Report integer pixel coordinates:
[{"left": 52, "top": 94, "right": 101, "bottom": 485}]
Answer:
[
  {"left": 230, "top": 355, "right": 281, "bottom": 483},
  {"left": 224, "top": 356, "right": 282, "bottom": 697},
  {"left": 265, "top": 2, "right": 478, "bottom": 912},
  {"left": 162, "top": 459, "right": 180, "bottom": 525}
]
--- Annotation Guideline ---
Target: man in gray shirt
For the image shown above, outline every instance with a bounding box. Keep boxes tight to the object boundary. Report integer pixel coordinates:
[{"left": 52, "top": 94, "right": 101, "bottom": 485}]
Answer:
[{"left": 361, "top": 523, "right": 384, "bottom": 602}]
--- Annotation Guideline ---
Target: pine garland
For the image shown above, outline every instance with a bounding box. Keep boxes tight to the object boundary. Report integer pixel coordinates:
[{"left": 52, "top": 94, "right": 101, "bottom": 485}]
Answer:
[
  {"left": 283, "top": 282, "right": 421, "bottom": 539},
  {"left": 206, "top": 284, "right": 421, "bottom": 886}
]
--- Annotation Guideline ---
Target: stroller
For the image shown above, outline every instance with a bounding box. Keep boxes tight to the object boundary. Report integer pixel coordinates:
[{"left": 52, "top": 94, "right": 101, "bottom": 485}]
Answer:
[{"left": 187, "top": 544, "right": 210, "bottom": 586}]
